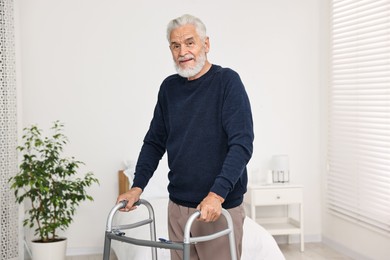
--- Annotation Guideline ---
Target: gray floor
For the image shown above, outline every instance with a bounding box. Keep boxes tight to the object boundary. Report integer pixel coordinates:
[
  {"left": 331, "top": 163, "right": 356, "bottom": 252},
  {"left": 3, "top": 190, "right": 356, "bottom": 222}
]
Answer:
[
  {"left": 65, "top": 242, "right": 352, "bottom": 260},
  {"left": 279, "top": 243, "right": 353, "bottom": 260}
]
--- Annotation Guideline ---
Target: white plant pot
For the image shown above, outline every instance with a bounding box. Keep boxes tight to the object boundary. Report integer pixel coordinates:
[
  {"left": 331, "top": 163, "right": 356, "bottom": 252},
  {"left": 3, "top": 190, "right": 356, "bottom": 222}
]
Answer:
[{"left": 31, "top": 238, "right": 67, "bottom": 260}]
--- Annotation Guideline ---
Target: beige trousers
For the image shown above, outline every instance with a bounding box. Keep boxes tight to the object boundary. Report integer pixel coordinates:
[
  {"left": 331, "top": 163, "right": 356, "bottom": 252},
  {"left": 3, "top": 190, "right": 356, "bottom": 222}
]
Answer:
[{"left": 168, "top": 200, "right": 245, "bottom": 260}]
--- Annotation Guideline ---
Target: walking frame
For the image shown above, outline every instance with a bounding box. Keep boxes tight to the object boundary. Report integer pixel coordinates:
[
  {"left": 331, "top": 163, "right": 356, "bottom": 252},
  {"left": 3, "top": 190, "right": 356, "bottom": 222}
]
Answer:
[{"left": 103, "top": 199, "right": 237, "bottom": 260}]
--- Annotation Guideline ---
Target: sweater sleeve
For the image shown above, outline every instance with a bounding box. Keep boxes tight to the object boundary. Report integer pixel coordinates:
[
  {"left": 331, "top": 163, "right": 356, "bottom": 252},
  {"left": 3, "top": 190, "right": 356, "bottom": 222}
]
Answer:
[
  {"left": 210, "top": 70, "right": 254, "bottom": 199},
  {"left": 131, "top": 88, "right": 167, "bottom": 191}
]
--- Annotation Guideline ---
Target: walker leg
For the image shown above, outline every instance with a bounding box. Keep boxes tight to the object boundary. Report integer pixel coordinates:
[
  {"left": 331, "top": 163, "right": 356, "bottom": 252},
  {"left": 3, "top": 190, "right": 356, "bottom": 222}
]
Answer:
[
  {"left": 228, "top": 229, "right": 237, "bottom": 260},
  {"left": 103, "top": 232, "right": 112, "bottom": 260},
  {"left": 183, "top": 243, "right": 191, "bottom": 260}
]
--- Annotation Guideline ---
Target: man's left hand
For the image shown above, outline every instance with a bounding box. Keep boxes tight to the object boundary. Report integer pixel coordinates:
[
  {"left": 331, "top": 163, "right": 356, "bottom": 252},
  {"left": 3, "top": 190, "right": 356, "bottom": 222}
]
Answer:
[{"left": 196, "top": 192, "right": 225, "bottom": 222}]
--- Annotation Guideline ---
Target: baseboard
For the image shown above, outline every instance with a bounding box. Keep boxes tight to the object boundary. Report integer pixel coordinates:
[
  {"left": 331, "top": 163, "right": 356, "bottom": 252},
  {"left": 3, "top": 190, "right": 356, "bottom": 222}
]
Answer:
[
  {"left": 66, "top": 246, "right": 103, "bottom": 256},
  {"left": 322, "top": 236, "right": 372, "bottom": 260}
]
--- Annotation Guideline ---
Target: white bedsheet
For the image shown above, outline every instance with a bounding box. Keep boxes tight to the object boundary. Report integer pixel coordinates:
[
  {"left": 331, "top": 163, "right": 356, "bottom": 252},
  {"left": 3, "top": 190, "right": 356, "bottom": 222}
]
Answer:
[{"left": 111, "top": 197, "right": 285, "bottom": 260}]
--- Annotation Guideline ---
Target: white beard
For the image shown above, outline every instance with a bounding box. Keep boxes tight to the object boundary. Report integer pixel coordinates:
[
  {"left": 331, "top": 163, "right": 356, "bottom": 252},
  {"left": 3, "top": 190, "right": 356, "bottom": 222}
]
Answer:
[{"left": 174, "top": 51, "right": 207, "bottom": 79}]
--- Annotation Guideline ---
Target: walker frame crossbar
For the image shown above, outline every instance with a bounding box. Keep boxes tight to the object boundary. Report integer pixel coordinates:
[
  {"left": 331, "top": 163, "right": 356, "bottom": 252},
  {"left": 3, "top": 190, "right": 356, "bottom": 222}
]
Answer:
[{"left": 103, "top": 199, "right": 237, "bottom": 260}]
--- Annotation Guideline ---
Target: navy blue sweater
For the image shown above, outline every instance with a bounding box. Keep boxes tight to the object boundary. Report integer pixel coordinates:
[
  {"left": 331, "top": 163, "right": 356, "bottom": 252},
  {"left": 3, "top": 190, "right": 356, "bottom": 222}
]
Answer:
[{"left": 132, "top": 65, "right": 254, "bottom": 209}]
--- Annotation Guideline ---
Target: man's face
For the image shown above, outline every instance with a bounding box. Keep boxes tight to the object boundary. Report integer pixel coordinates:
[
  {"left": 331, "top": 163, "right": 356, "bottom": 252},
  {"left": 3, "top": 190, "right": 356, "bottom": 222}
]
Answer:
[{"left": 169, "top": 24, "right": 210, "bottom": 80}]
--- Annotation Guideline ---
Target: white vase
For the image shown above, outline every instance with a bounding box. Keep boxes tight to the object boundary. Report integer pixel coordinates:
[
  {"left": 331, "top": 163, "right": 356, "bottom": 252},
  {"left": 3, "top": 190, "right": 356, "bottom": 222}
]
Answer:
[{"left": 31, "top": 238, "right": 67, "bottom": 260}]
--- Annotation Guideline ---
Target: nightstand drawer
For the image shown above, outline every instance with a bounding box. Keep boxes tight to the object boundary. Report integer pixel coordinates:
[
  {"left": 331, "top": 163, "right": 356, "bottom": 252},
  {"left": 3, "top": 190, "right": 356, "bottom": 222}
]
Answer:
[{"left": 250, "top": 188, "right": 302, "bottom": 205}]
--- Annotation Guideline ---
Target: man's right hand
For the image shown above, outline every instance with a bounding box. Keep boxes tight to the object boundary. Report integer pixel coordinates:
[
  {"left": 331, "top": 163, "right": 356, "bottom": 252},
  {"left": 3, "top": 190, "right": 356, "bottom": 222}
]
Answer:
[{"left": 116, "top": 187, "right": 143, "bottom": 212}]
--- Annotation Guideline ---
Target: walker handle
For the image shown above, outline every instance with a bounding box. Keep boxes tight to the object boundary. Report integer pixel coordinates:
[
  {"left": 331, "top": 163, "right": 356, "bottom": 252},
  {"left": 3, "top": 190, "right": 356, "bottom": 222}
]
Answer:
[
  {"left": 103, "top": 199, "right": 158, "bottom": 260},
  {"left": 106, "top": 200, "right": 141, "bottom": 231},
  {"left": 183, "top": 209, "right": 237, "bottom": 260}
]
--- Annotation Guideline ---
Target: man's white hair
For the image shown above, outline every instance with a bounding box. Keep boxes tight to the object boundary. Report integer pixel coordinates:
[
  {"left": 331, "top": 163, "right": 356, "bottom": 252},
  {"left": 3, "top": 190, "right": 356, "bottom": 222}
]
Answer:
[{"left": 166, "top": 14, "right": 207, "bottom": 42}]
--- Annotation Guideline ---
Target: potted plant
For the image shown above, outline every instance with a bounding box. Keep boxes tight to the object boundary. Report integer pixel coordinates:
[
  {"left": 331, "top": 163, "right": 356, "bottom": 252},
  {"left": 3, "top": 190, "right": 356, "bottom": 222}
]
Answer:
[{"left": 9, "top": 121, "right": 99, "bottom": 260}]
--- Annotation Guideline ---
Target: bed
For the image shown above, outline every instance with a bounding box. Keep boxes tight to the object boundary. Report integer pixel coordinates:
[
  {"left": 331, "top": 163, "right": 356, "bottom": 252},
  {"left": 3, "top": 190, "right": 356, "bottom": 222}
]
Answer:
[{"left": 110, "top": 196, "right": 285, "bottom": 260}]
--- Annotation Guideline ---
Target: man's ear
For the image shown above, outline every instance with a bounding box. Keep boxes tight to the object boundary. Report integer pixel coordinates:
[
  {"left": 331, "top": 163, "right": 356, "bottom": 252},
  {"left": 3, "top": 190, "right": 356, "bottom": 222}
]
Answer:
[{"left": 204, "top": 37, "right": 210, "bottom": 53}]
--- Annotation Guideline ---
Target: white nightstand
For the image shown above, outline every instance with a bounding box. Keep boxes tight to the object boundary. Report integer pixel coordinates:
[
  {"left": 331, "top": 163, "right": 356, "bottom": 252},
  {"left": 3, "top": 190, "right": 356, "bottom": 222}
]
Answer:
[{"left": 244, "top": 183, "right": 304, "bottom": 252}]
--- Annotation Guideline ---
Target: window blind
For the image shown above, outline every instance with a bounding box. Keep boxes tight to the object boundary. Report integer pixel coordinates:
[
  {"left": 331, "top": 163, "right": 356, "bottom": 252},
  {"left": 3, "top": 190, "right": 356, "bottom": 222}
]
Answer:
[{"left": 328, "top": 0, "right": 390, "bottom": 235}]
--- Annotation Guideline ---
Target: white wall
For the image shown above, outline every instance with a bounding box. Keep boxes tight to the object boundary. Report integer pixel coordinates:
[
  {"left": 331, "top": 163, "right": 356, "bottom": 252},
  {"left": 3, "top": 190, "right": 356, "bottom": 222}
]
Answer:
[{"left": 16, "top": 0, "right": 322, "bottom": 255}]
